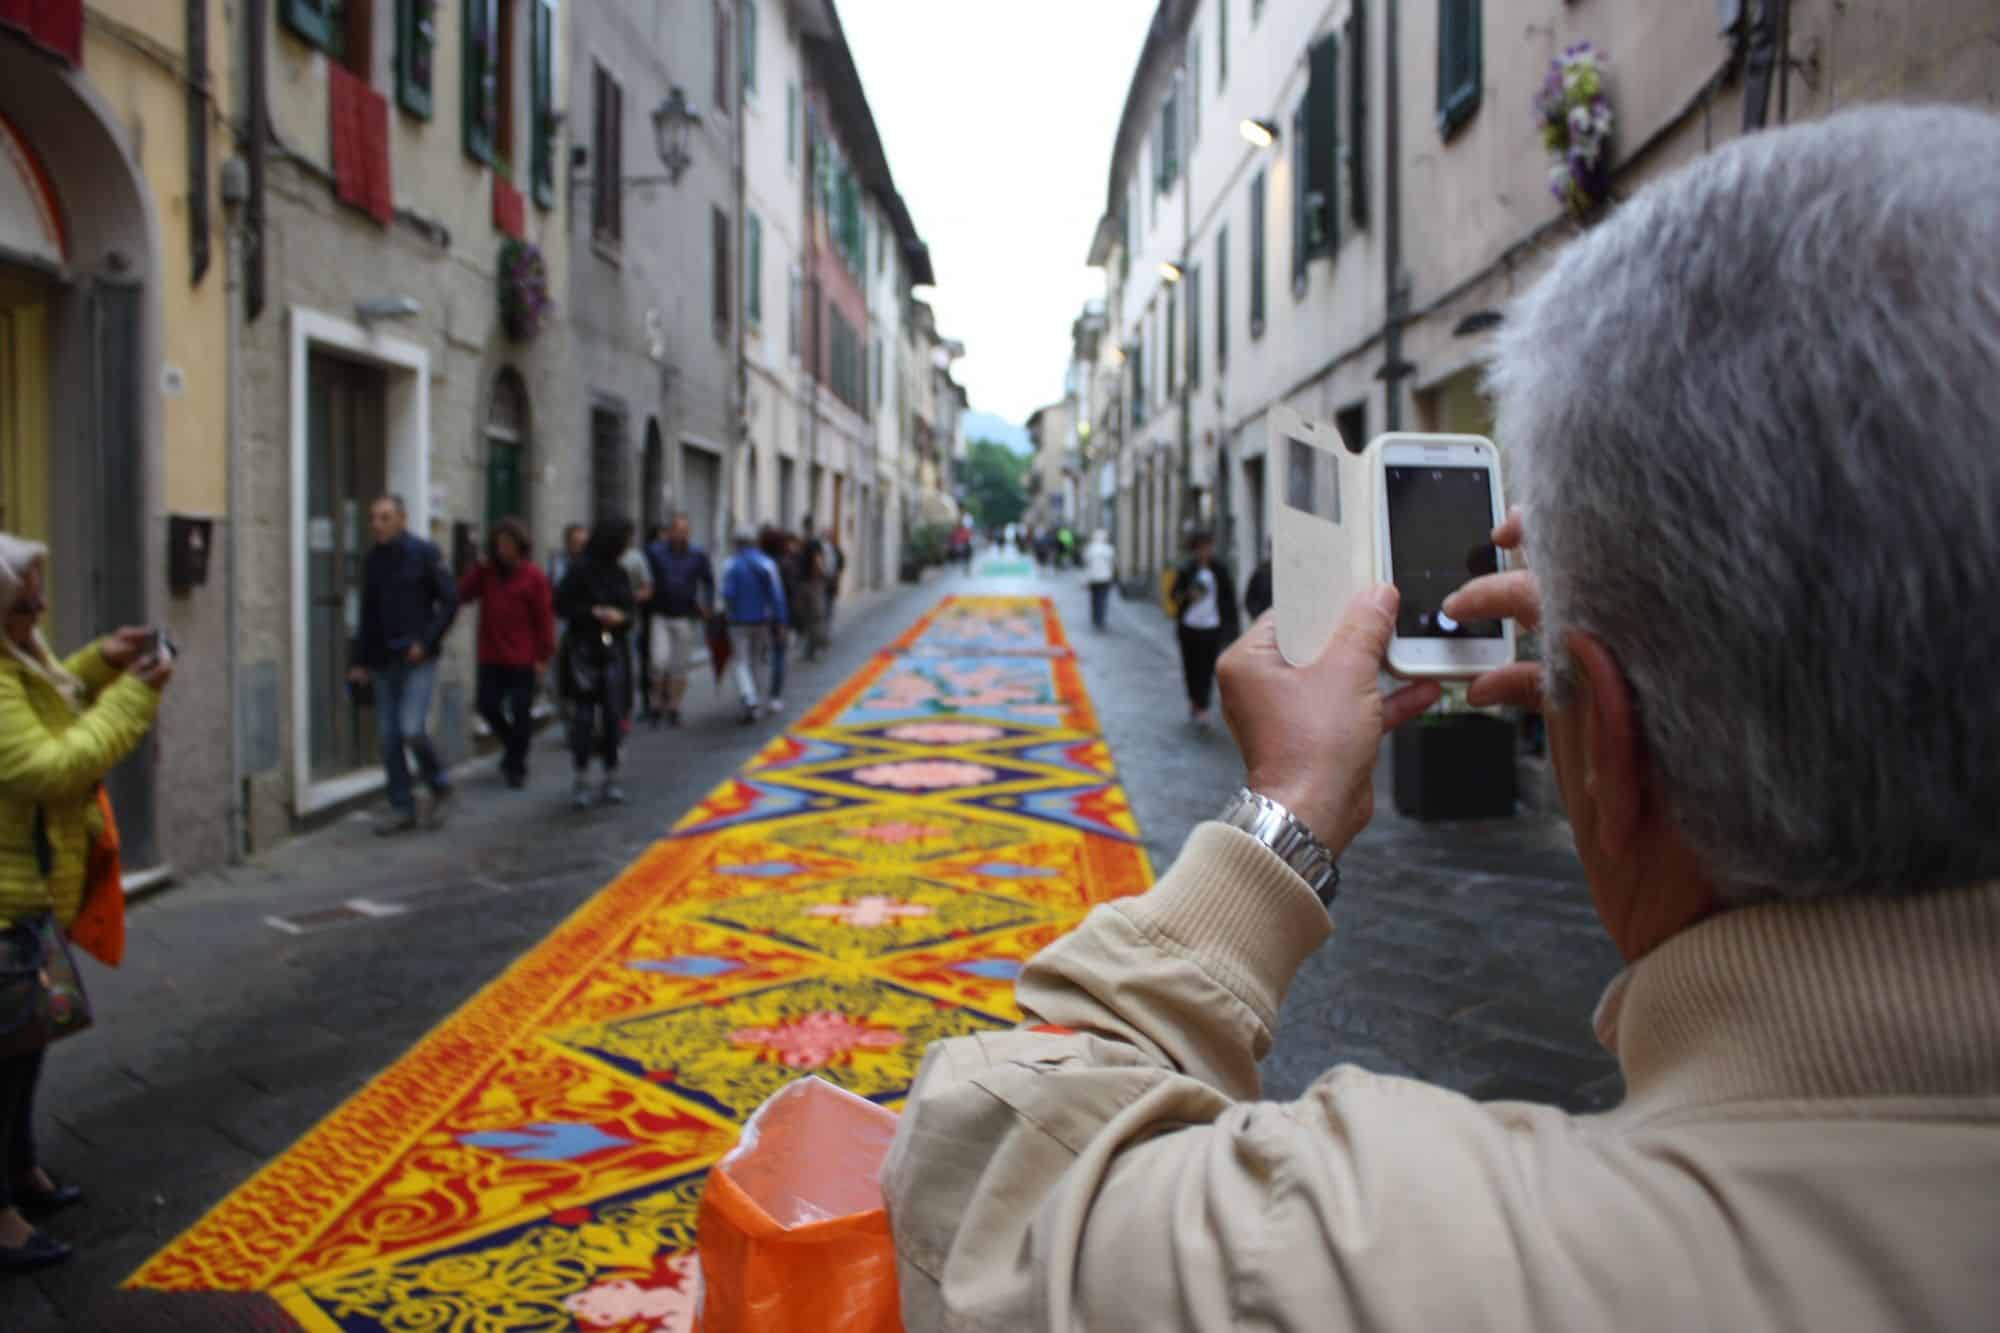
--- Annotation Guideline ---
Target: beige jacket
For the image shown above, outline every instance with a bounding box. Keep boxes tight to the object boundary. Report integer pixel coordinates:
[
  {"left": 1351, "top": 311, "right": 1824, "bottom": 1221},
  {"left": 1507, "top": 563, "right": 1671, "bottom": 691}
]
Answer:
[{"left": 883, "top": 823, "right": 2000, "bottom": 1331}]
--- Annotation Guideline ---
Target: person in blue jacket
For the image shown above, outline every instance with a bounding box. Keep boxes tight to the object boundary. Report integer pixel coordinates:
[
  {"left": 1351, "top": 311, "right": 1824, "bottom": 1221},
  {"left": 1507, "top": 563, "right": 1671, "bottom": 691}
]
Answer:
[
  {"left": 347, "top": 495, "right": 458, "bottom": 835},
  {"left": 721, "top": 528, "right": 788, "bottom": 725}
]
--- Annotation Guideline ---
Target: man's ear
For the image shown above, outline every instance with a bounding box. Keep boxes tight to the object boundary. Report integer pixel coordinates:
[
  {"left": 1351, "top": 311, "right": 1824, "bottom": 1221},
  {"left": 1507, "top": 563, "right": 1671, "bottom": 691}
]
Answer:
[{"left": 1564, "top": 630, "right": 1645, "bottom": 859}]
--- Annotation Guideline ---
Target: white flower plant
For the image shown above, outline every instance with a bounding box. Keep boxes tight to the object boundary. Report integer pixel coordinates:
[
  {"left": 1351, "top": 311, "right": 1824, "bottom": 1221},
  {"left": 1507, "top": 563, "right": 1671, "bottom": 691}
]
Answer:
[{"left": 1537, "top": 43, "right": 1615, "bottom": 219}]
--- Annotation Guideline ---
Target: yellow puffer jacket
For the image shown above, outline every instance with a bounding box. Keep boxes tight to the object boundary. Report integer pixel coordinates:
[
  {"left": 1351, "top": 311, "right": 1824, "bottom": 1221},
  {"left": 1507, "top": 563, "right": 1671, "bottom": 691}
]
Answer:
[{"left": 0, "top": 642, "right": 159, "bottom": 927}]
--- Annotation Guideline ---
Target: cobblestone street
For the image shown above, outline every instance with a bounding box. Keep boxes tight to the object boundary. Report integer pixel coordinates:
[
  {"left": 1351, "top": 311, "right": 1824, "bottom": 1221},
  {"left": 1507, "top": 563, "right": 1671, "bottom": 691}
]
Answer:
[{"left": 8, "top": 563, "right": 1619, "bottom": 1330}]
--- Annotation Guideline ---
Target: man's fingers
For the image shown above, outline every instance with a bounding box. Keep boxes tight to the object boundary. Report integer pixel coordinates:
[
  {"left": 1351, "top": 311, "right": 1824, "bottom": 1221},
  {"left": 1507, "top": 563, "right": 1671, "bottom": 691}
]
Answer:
[
  {"left": 1382, "top": 681, "right": 1443, "bottom": 732},
  {"left": 1493, "top": 507, "right": 1524, "bottom": 550},
  {"left": 1442, "top": 570, "right": 1541, "bottom": 630},
  {"left": 1464, "top": 661, "right": 1544, "bottom": 711}
]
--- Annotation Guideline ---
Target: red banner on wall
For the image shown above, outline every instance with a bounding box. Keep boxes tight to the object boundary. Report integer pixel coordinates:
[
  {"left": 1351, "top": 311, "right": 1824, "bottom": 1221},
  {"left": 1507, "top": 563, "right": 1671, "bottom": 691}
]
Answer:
[
  {"left": 0, "top": 0, "right": 84, "bottom": 67},
  {"left": 330, "top": 62, "right": 393, "bottom": 226}
]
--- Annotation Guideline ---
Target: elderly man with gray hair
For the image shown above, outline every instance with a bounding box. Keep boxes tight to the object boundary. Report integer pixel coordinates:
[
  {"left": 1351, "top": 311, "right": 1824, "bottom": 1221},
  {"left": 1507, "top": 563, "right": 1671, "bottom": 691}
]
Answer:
[{"left": 882, "top": 106, "right": 2000, "bottom": 1331}]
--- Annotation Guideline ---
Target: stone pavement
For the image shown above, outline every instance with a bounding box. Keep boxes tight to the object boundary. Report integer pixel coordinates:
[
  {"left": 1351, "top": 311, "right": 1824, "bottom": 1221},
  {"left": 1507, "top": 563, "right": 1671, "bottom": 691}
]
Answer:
[{"left": 4, "top": 557, "right": 1623, "bottom": 1328}]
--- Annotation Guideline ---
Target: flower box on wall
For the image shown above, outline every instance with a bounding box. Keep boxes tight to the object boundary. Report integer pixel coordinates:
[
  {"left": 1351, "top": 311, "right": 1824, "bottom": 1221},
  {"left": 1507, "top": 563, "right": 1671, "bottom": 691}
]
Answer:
[
  {"left": 1392, "top": 712, "right": 1517, "bottom": 821},
  {"left": 497, "top": 239, "right": 552, "bottom": 342}
]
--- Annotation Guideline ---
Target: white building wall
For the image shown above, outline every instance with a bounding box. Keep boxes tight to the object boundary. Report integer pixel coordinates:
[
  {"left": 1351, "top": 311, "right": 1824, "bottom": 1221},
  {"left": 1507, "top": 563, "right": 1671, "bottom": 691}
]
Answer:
[{"left": 740, "top": 0, "right": 806, "bottom": 533}]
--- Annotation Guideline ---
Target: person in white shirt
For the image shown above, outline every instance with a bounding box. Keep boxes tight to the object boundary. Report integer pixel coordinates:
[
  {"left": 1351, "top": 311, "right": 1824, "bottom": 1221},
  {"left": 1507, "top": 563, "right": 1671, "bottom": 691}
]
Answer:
[
  {"left": 1083, "top": 530, "right": 1117, "bottom": 630},
  {"left": 1168, "top": 531, "right": 1239, "bottom": 723}
]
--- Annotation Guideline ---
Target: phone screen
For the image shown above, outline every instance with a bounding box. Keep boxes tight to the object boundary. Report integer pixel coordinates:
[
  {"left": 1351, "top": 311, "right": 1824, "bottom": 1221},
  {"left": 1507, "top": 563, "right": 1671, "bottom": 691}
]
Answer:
[{"left": 1384, "top": 465, "right": 1502, "bottom": 639}]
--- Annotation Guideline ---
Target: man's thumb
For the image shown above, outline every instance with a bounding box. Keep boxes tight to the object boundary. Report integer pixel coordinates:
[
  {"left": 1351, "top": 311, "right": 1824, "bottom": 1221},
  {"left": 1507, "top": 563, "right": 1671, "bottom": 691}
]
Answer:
[{"left": 1328, "top": 584, "right": 1398, "bottom": 678}]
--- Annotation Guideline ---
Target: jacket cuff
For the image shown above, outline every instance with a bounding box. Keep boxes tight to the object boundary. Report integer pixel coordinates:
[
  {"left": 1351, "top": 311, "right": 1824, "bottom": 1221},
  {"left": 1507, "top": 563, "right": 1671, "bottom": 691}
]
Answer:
[{"left": 1117, "top": 821, "right": 1333, "bottom": 1028}]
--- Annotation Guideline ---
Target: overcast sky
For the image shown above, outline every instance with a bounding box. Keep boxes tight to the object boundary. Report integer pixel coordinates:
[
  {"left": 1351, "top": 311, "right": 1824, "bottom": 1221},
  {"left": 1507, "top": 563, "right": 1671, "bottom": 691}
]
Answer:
[{"left": 838, "top": 1, "right": 1156, "bottom": 427}]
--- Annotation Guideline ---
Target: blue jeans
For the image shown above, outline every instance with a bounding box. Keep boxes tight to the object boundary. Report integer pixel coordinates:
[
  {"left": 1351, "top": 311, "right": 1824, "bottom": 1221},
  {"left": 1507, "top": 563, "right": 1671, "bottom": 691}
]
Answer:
[{"left": 376, "top": 660, "right": 447, "bottom": 816}]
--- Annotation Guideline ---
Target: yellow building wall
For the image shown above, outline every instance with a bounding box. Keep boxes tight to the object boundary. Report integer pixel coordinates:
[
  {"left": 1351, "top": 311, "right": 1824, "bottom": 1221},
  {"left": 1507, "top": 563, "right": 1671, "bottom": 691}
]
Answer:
[{"left": 83, "top": 0, "right": 233, "bottom": 518}]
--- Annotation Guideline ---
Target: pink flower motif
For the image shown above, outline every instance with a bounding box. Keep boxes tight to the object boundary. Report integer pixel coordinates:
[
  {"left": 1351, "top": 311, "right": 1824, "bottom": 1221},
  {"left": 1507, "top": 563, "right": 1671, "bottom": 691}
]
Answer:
[
  {"left": 884, "top": 721, "right": 1006, "bottom": 744},
  {"left": 851, "top": 820, "right": 953, "bottom": 845},
  {"left": 730, "top": 1012, "right": 905, "bottom": 1069},
  {"left": 850, "top": 760, "right": 998, "bottom": 791},
  {"left": 807, "top": 896, "right": 934, "bottom": 928}
]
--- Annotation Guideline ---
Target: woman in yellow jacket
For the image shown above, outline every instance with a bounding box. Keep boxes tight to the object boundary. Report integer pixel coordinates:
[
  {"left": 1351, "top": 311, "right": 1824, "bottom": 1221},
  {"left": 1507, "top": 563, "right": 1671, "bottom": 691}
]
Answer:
[{"left": 0, "top": 534, "right": 167, "bottom": 1272}]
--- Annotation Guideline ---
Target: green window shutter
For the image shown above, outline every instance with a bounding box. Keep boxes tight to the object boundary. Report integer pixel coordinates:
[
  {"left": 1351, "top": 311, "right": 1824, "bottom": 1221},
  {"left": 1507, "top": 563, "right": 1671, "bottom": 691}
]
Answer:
[
  {"left": 530, "top": 0, "right": 554, "bottom": 205},
  {"left": 283, "top": 0, "right": 335, "bottom": 50},
  {"left": 786, "top": 83, "right": 797, "bottom": 165},
  {"left": 1305, "top": 34, "right": 1339, "bottom": 258},
  {"left": 1437, "top": 0, "right": 1482, "bottom": 138},
  {"left": 1291, "top": 101, "right": 1309, "bottom": 289},
  {"left": 740, "top": 0, "right": 757, "bottom": 96},
  {"left": 397, "top": 0, "right": 437, "bottom": 118},
  {"left": 462, "top": 0, "right": 497, "bottom": 163},
  {"left": 1166, "top": 286, "right": 1177, "bottom": 398},
  {"left": 1249, "top": 170, "right": 1266, "bottom": 338},
  {"left": 1215, "top": 225, "right": 1229, "bottom": 370},
  {"left": 1218, "top": 0, "right": 1228, "bottom": 87},
  {"left": 1187, "top": 263, "right": 1201, "bottom": 388},
  {"left": 748, "top": 214, "right": 763, "bottom": 324},
  {"left": 1348, "top": 0, "right": 1369, "bottom": 227}
]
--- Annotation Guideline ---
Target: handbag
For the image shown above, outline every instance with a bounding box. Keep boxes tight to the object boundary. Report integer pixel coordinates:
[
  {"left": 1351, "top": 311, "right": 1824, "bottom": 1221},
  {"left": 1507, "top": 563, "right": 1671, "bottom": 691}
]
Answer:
[
  {"left": 0, "top": 913, "right": 94, "bottom": 1059},
  {"left": 70, "top": 786, "right": 127, "bottom": 967}
]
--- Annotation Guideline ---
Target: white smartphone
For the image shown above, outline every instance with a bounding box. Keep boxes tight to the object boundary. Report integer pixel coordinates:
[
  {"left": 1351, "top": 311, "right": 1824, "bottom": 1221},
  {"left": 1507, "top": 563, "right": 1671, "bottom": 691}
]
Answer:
[
  {"left": 1372, "top": 433, "right": 1514, "bottom": 679},
  {"left": 1271, "top": 405, "right": 1376, "bottom": 667}
]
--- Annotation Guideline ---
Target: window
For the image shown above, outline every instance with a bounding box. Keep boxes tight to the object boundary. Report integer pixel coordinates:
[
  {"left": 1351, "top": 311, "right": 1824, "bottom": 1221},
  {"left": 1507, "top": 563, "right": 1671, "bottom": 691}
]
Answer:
[
  {"left": 747, "top": 212, "right": 763, "bottom": 327},
  {"left": 788, "top": 266, "right": 802, "bottom": 360},
  {"left": 396, "top": 0, "right": 435, "bottom": 115},
  {"left": 1437, "top": 0, "right": 1481, "bottom": 138},
  {"left": 1215, "top": 225, "right": 1229, "bottom": 371},
  {"left": 874, "top": 336, "right": 885, "bottom": 408},
  {"left": 740, "top": 0, "right": 758, "bottom": 98},
  {"left": 1130, "top": 341, "right": 1146, "bottom": 427},
  {"left": 1291, "top": 100, "right": 1309, "bottom": 292},
  {"left": 1253, "top": 0, "right": 1265, "bottom": 21},
  {"left": 1157, "top": 76, "right": 1181, "bottom": 193},
  {"left": 591, "top": 65, "right": 623, "bottom": 245},
  {"left": 1119, "top": 202, "right": 1131, "bottom": 283},
  {"left": 1166, "top": 285, "right": 1178, "bottom": 399},
  {"left": 1218, "top": 0, "right": 1229, "bottom": 88},
  {"left": 713, "top": 206, "right": 732, "bottom": 333},
  {"left": 285, "top": 0, "right": 371, "bottom": 76},
  {"left": 878, "top": 217, "right": 887, "bottom": 274},
  {"left": 1348, "top": 0, "right": 1369, "bottom": 227},
  {"left": 786, "top": 82, "right": 798, "bottom": 166},
  {"left": 1249, "top": 170, "right": 1267, "bottom": 339},
  {"left": 1187, "top": 262, "right": 1201, "bottom": 388},
  {"left": 494, "top": 0, "right": 516, "bottom": 167},
  {"left": 1189, "top": 38, "right": 1201, "bottom": 145},
  {"left": 463, "top": 0, "right": 498, "bottom": 162},
  {"left": 530, "top": 1, "right": 555, "bottom": 205},
  {"left": 714, "top": 2, "right": 731, "bottom": 117},
  {"left": 1305, "top": 34, "right": 1341, "bottom": 257}
]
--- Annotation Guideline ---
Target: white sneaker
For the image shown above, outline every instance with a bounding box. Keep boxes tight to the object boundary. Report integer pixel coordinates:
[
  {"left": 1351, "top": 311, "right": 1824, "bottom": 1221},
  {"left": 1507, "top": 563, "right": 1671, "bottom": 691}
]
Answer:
[{"left": 766, "top": 698, "right": 785, "bottom": 714}]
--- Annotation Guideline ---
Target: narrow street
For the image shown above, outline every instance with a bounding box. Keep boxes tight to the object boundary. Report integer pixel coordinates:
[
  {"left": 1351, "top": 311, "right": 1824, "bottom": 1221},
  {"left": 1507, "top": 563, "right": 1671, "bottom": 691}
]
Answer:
[{"left": 8, "top": 563, "right": 1618, "bottom": 1331}]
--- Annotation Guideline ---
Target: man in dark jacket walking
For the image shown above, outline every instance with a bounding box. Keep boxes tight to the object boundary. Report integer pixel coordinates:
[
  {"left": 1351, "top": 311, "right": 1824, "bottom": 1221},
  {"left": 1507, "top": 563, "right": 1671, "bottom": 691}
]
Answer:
[
  {"left": 644, "top": 512, "right": 716, "bottom": 727},
  {"left": 458, "top": 518, "right": 555, "bottom": 789},
  {"left": 348, "top": 495, "right": 459, "bottom": 833},
  {"left": 1168, "top": 530, "right": 1240, "bottom": 725}
]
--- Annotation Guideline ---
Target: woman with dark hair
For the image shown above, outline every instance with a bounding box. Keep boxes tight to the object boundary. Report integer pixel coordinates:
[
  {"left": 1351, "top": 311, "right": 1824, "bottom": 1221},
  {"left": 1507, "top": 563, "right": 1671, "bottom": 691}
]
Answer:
[
  {"left": 555, "top": 519, "right": 637, "bottom": 807},
  {"left": 457, "top": 518, "right": 555, "bottom": 789}
]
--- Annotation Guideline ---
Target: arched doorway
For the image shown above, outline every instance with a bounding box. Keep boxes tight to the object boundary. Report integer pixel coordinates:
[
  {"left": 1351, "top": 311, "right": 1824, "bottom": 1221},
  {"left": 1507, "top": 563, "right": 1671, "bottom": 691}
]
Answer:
[
  {"left": 0, "top": 43, "right": 163, "bottom": 868},
  {"left": 641, "top": 418, "right": 665, "bottom": 534},
  {"left": 485, "top": 368, "right": 529, "bottom": 528}
]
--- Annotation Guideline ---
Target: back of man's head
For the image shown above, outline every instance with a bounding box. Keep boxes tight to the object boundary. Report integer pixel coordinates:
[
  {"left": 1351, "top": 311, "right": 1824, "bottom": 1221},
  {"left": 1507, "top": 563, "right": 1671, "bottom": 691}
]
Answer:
[{"left": 1492, "top": 104, "right": 2000, "bottom": 903}]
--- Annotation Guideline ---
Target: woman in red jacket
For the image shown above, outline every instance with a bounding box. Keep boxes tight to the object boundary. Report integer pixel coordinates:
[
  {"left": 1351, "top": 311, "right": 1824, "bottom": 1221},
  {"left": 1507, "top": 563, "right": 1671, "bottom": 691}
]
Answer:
[{"left": 457, "top": 519, "right": 555, "bottom": 788}]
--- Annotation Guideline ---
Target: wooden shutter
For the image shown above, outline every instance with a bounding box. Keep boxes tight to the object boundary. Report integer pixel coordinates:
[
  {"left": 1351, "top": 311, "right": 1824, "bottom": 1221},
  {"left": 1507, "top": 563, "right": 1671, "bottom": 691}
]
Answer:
[
  {"left": 1166, "top": 285, "right": 1177, "bottom": 398},
  {"left": 740, "top": 0, "right": 757, "bottom": 96},
  {"left": 1348, "top": 0, "right": 1368, "bottom": 226},
  {"left": 1249, "top": 170, "right": 1266, "bottom": 338},
  {"left": 1215, "top": 226, "right": 1229, "bottom": 370},
  {"left": 531, "top": 0, "right": 554, "bottom": 205},
  {"left": 714, "top": 4, "right": 730, "bottom": 116},
  {"left": 462, "top": 0, "right": 498, "bottom": 163},
  {"left": 1290, "top": 102, "right": 1308, "bottom": 288},
  {"left": 713, "top": 206, "right": 730, "bottom": 330},
  {"left": 1187, "top": 263, "right": 1201, "bottom": 388},
  {"left": 1305, "top": 34, "right": 1339, "bottom": 256},
  {"left": 786, "top": 83, "right": 797, "bottom": 164},
  {"left": 747, "top": 214, "right": 763, "bottom": 325},
  {"left": 283, "top": 0, "right": 335, "bottom": 50},
  {"left": 1437, "top": 0, "right": 1481, "bottom": 137},
  {"left": 397, "top": 0, "right": 437, "bottom": 117}
]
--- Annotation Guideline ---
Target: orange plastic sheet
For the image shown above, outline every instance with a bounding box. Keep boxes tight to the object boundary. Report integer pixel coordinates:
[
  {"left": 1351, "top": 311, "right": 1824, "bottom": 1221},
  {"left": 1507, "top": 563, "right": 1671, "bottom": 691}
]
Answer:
[{"left": 696, "top": 1077, "right": 904, "bottom": 1333}]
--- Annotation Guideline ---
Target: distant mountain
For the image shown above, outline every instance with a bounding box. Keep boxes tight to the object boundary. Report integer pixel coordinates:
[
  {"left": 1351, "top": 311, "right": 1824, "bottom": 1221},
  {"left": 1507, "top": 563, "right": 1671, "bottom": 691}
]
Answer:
[{"left": 960, "top": 410, "right": 1032, "bottom": 455}]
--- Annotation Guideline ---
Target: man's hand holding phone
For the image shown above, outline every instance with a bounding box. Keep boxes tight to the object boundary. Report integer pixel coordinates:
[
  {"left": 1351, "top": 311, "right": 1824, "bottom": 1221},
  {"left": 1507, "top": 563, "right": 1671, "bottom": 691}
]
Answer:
[{"left": 1441, "top": 509, "right": 1544, "bottom": 713}]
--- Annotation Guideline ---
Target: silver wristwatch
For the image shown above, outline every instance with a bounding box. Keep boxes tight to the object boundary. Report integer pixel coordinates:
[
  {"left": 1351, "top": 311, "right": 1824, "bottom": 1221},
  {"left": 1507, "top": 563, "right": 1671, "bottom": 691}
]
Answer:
[{"left": 1216, "top": 787, "right": 1341, "bottom": 907}]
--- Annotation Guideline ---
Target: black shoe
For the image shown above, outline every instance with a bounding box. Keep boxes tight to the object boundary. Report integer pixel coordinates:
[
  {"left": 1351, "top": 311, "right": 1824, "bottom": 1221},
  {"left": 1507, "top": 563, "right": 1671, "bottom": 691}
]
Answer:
[
  {"left": 0, "top": 1229, "right": 72, "bottom": 1271},
  {"left": 667, "top": 709, "right": 682, "bottom": 728},
  {"left": 16, "top": 1177, "right": 81, "bottom": 1219},
  {"left": 503, "top": 768, "right": 527, "bottom": 790}
]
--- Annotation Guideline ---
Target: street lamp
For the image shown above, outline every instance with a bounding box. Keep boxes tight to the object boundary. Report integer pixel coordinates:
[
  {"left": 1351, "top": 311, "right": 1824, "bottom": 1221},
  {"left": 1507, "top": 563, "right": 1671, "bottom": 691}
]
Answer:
[
  {"left": 1159, "top": 261, "right": 1185, "bottom": 284},
  {"left": 1239, "top": 118, "right": 1280, "bottom": 149},
  {"left": 651, "top": 87, "right": 702, "bottom": 184}
]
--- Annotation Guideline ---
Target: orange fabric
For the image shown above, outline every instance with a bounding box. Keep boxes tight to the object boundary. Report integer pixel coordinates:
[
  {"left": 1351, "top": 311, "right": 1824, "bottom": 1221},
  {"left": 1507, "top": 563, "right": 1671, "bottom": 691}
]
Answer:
[{"left": 70, "top": 786, "right": 125, "bottom": 966}]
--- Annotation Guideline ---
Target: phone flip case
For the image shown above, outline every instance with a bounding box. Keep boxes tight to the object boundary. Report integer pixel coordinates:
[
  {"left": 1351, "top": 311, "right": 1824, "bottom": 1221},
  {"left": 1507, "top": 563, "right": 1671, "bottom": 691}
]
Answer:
[{"left": 1272, "top": 404, "right": 1379, "bottom": 667}]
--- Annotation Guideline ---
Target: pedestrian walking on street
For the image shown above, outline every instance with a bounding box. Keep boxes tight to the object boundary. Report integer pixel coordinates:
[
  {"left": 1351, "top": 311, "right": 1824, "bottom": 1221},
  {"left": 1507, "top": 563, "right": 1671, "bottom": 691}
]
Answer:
[
  {"left": 1084, "top": 529, "right": 1116, "bottom": 630},
  {"left": 348, "top": 496, "right": 459, "bottom": 835},
  {"left": 0, "top": 534, "right": 169, "bottom": 1272},
  {"left": 457, "top": 518, "right": 555, "bottom": 790},
  {"left": 724, "top": 530, "right": 789, "bottom": 724},
  {"left": 555, "top": 519, "right": 637, "bottom": 808},
  {"left": 823, "top": 533, "right": 847, "bottom": 634},
  {"left": 1168, "top": 530, "right": 1239, "bottom": 724},
  {"left": 793, "top": 516, "right": 830, "bottom": 661},
  {"left": 546, "top": 523, "right": 587, "bottom": 729},
  {"left": 643, "top": 513, "right": 716, "bottom": 728},
  {"left": 619, "top": 528, "right": 655, "bottom": 723},
  {"left": 757, "top": 528, "right": 794, "bottom": 715}
]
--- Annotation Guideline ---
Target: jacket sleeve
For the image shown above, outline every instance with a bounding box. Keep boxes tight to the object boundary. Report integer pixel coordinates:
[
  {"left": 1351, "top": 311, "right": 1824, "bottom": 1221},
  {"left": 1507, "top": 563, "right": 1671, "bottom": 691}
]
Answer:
[
  {"left": 63, "top": 642, "right": 119, "bottom": 697},
  {"left": 884, "top": 822, "right": 1535, "bottom": 1332},
  {"left": 424, "top": 545, "right": 460, "bottom": 650},
  {"left": 0, "top": 668, "right": 159, "bottom": 803},
  {"left": 456, "top": 565, "right": 485, "bottom": 605}
]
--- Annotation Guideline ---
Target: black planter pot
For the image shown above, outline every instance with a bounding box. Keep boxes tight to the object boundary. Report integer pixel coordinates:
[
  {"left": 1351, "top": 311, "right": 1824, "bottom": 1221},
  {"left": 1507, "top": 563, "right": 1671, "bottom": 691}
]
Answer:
[
  {"left": 899, "top": 559, "right": 922, "bottom": 584},
  {"left": 1392, "top": 713, "right": 1518, "bottom": 820}
]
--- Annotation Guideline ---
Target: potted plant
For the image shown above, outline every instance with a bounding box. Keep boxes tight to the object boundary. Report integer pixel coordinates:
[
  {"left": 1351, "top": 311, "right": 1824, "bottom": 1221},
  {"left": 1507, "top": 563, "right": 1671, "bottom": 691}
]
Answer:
[
  {"left": 1392, "top": 690, "right": 1518, "bottom": 821},
  {"left": 498, "top": 238, "right": 554, "bottom": 342},
  {"left": 1536, "top": 43, "right": 1615, "bottom": 223}
]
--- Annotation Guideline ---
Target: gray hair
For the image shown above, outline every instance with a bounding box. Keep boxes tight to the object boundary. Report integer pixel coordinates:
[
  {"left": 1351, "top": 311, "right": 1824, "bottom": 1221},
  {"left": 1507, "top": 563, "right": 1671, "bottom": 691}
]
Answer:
[{"left": 1489, "top": 104, "right": 2000, "bottom": 903}]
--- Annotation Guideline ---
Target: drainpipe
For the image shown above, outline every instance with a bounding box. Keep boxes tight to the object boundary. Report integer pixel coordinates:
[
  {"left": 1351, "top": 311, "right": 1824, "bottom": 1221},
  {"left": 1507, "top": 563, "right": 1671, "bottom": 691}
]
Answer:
[
  {"left": 220, "top": 157, "right": 249, "bottom": 862},
  {"left": 1382, "top": 0, "right": 1406, "bottom": 431}
]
